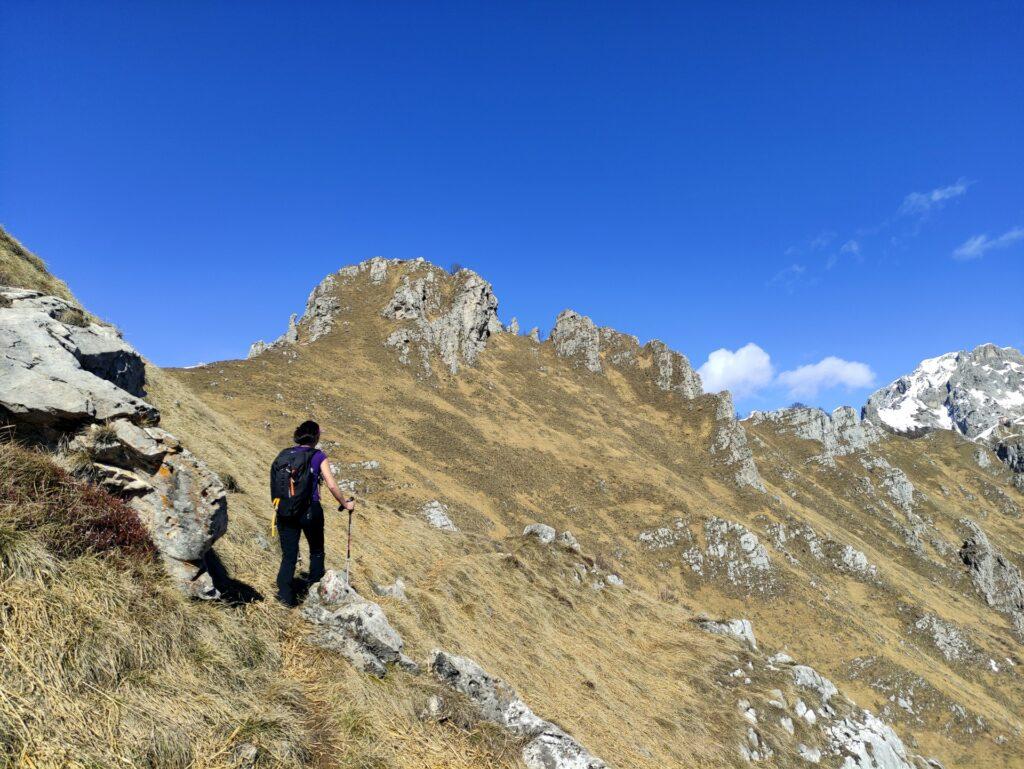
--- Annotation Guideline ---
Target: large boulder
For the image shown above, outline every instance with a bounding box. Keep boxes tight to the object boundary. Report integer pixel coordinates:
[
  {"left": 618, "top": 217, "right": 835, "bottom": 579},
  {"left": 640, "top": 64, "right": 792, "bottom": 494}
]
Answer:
[
  {"left": 0, "top": 288, "right": 155, "bottom": 430},
  {"left": 302, "top": 571, "right": 418, "bottom": 677}
]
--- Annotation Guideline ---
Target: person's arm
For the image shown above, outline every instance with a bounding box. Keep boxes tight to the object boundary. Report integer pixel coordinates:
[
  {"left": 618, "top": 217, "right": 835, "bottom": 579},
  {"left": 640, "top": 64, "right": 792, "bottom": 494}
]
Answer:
[{"left": 320, "top": 457, "right": 356, "bottom": 510}]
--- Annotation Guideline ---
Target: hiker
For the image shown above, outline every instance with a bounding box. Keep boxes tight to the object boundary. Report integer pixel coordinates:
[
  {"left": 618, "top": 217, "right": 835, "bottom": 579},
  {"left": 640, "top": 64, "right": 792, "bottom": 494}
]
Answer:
[{"left": 270, "top": 420, "right": 355, "bottom": 606}]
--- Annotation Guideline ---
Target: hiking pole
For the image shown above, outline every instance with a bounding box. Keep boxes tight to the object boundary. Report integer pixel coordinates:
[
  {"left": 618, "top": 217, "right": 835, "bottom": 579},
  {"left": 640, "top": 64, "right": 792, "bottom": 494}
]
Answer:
[{"left": 344, "top": 504, "right": 354, "bottom": 589}]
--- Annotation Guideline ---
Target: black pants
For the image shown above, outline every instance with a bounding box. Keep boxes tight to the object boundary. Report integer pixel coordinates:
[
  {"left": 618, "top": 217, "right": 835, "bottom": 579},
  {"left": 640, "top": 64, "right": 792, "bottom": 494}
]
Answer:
[{"left": 275, "top": 502, "right": 325, "bottom": 604}]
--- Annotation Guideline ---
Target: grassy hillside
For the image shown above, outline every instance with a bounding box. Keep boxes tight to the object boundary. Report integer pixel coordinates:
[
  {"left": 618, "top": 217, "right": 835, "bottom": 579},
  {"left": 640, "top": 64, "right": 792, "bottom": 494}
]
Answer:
[
  {"left": 163, "top": 259, "right": 1024, "bottom": 768},
  {"left": 0, "top": 227, "right": 75, "bottom": 301},
  {"left": 3, "top": 241, "right": 1023, "bottom": 767}
]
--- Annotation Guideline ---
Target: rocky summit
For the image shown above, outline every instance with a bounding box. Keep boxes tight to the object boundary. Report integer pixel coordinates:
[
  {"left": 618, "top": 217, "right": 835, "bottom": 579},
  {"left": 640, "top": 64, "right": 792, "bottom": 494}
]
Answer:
[
  {"left": 865, "top": 343, "right": 1024, "bottom": 473},
  {"left": 2, "top": 228, "right": 1023, "bottom": 769}
]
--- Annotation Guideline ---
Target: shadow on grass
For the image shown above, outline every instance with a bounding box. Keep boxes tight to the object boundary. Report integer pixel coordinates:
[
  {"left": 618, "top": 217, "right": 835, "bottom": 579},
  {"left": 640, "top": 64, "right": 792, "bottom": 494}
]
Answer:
[{"left": 203, "top": 549, "right": 264, "bottom": 606}]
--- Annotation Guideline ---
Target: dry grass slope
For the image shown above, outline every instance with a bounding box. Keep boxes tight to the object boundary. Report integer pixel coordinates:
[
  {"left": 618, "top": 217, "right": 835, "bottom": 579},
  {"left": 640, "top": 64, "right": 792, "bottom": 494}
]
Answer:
[{"left": 0, "top": 228, "right": 75, "bottom": 301}]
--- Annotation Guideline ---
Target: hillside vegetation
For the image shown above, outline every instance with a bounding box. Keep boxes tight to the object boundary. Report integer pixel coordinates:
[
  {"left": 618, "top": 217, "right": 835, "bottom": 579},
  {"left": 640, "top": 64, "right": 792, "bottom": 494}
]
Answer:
[{"left": 2, "top": 237, "right": 1023, "bottom": 768}]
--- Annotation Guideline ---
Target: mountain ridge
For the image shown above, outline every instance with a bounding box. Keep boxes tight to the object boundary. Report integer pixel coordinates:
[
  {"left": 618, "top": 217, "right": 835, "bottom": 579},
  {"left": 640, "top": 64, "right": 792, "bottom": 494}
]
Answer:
[{"left": 2, "top": 231, "right": 1024, "bottom": 767}]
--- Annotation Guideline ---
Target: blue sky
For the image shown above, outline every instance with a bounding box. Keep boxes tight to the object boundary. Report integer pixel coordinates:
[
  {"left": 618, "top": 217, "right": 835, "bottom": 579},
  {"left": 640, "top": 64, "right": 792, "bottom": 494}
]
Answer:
[{"left": 1, "top": 2, "right": 1021, "bottom": 414}]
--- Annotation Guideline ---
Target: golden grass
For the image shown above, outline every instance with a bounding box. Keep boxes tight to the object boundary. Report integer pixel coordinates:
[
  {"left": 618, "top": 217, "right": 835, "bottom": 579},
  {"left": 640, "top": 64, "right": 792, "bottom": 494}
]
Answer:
[{"left": 0, "top": 228, "right": 74, "bottom": 301}]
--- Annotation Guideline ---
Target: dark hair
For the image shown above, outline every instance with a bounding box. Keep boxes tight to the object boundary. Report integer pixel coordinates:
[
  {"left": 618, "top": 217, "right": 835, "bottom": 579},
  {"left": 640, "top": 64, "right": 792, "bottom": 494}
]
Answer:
[{"left": 293, "top": 420, "right": 320, "bottom": 446}]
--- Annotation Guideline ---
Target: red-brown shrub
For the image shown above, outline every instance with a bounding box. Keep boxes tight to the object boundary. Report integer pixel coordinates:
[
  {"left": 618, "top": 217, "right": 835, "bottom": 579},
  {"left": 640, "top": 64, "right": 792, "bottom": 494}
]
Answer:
[{"left": 0, "top": 442, "right": 156, "bottom": 560}]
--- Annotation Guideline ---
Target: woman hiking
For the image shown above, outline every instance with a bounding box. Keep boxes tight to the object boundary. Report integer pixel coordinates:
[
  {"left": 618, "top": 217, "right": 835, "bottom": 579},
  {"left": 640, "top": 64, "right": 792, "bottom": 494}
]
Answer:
[{"left": 270, "top": 420, "right": 355, "bottom": 606}]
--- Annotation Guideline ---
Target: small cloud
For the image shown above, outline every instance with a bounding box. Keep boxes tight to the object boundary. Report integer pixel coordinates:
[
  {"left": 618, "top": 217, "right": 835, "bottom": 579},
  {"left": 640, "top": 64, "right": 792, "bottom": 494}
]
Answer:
[
  {"left": 898, "top": 178, "right": 971, "bottom": 217},
  {"left": 809, "top": 230, "right": 837, "bottom": 250},
  {"left": 840, "top": 239, "right": 861, "bottom": 257},
  {"left": 777, "top": 357, "right": 875, "bottom": 399},
  {"left": 767, "top": 263, "right": 812, "bottom": 293},
  {"left": 952, "top": 226, "right": 1024, "bottom": 261},
  {"left": 827, "top": 239, "right": 862, "bottom": 270},
  {"left": 698, "top": 343, "right": 774, "bottom": 397}
]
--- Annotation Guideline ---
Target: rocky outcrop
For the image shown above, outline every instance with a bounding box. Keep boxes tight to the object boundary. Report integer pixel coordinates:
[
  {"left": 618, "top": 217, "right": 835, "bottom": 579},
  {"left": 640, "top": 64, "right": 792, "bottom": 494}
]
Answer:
[
  {"left": 1, "top": 288, "right": 228, "bottom": 598},
  {"left": 767, "top": 519, "right": 879, "bottom": 582},
  {"left": 0, "top": 288, "right": 156, "bottom": 430},
  {"left": 697, "top": 618, "right": 758, "bottom": 650},
  {"left": 683, "top": 517, "right": 776, "bottom": 593},
  {"left": 421, "top": 500, "right": 458, "bottom": 532},
  {"left": 959, "top": 519, "right": 1024, "bottom": 637},
  {"left": 382, "top": 265, "right": 502, "bottom": 374},
  {"left": 647, "top": 340, "right": 703, "bottom": 398},
  {"left": 302, "top": 571, "right": 419, "bottom": 677},
  {"left": 710, "top": 393, "right": 765, "bottom": 491},
  {"left": 551, "top": 310, "right": 602, "bottom": 373},
  {"left": 696, "top": 620, "right": 931, "bottom": 769},
  {"left": 747, "top": 405, "right": 881, "bottom": 463},
  {"left": 523, "top": 523, "right": 582, "bottom": 553},
  {"left": 549, "top": 310, "right": 704, "bottom": 399},
  {"left": 429, "top": 650, "right": 609, "bottom": 769}
]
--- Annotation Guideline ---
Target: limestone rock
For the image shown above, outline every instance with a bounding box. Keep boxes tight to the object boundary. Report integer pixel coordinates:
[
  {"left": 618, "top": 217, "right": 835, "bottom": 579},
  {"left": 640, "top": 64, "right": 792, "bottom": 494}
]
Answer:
[
  {"left": 551, "top": 310, "right": 602, "bottom": 373},
  {"left": 824, "top": 710, "right": 917, "bottom": 769},
  {"left": 0, "top": 288, "right": 156, "bottom": 429},
  {"left": 710, "top": 394, "right": 765, "bottom": 491},
  {"left": 421, "top": 500, "right": 458, "bottom": 532},
  {"left": 382, "top": 267, "right": 501, "bottom": 374},
  {"left": 746, "top": 405, "right": 880, "bottom": 462},
  {"left": 556, "top": 530, "right": 582, "bottom": 553},
  {"left": 131, "top": 446, "right": 228, "bottom": 562},
  {"left": 506, "top": 317, "right": 520, "bottom": 334},
  {"left": 684, "top": 517, "right": 775, "bottom": 592},
  {"left": 697, "top": 618, "right": 758, "bottom": 650},
  {"left": 913, "top": 614, "right": 977, "bottom": 663},
  {"left": 372, "top": 577, "right": 407, "bottom": 602},
  {"left": 646, "top": 340, "right": 702, "bottom": 398},
  {"left": 429, "top": 650, "right": 608, "bottom": 769},
  {"left": 303, "top": 571, "right": 418, "bottom": 677},
  {"left": 528, "top": 327, "right": 541, "bottom": 342},
  {"left": 958, "top": 519, "right": 1024, "bottom": 632},
  {"left": 523, "top": 523, "right": 557, "bottom": 544}
]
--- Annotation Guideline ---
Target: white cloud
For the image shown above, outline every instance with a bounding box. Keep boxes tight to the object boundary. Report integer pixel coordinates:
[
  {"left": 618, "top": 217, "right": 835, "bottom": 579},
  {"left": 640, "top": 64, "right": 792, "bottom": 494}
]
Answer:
[
  {"left": 952, "top": 226, "right": 1024, "bottom": 260},
  {"left": 766, "top": 263, "right": 810, "bottom": 293},
  {"left": 776, "top": 357, "right": 875, "bottom": 399},
  {"left": 898, "top": 179, "right": 971, "bottom": 217},
  {"left": 840, "top": 239, "right": 861, "bottom": 257},
  {"left": 698, "top": 343, "right": 774, "bottom": 397}
]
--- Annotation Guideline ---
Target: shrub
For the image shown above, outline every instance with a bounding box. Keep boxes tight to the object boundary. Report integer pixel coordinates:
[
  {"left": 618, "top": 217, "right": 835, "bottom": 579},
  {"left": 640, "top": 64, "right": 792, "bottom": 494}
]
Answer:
[
  {"left": 221, "top": 473, "right": 242, "bottom": 493},
  {"left": 0, "top": 442, "right": 156, "bottom": 560}
]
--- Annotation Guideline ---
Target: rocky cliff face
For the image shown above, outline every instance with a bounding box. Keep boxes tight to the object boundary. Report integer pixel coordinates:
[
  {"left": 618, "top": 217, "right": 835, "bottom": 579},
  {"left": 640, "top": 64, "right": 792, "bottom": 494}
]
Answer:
[
  {"left": 865, "top": 344, "right": 1024, "bottom": 473},
  {"left": 746, "top": 405, "right": 881, "bottom": 465}
]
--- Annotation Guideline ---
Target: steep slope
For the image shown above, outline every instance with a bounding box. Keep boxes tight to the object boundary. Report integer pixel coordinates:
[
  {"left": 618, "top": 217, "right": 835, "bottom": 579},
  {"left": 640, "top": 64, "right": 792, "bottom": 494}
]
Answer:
[{"left": 167, "top": 257, "right": 1024, "bottom": 768}]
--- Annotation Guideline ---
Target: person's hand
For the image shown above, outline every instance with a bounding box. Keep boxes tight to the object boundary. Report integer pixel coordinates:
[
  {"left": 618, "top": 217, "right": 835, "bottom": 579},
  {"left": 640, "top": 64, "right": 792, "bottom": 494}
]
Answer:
[{"left": 340, "top": 497, "right": 356, "bottom": 512}]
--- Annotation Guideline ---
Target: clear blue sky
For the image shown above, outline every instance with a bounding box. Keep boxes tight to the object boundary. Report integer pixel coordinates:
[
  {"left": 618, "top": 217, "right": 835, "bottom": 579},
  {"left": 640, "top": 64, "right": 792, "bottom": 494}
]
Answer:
[{"left": 2, "top": 2, "right": 1021, "bottom": 414}]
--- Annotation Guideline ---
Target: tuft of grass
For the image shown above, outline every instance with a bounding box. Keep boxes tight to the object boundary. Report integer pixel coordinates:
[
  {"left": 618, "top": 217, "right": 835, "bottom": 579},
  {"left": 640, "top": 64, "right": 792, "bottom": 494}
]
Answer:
[
  {"left": 55, "top": 305, "right": 88, "bottom": 327},
  {"left": 222, "top": 472, "right": 243, "bottom": 493},
  {"left": 0, "top": 226, "right": 76, "bottom": 300}
]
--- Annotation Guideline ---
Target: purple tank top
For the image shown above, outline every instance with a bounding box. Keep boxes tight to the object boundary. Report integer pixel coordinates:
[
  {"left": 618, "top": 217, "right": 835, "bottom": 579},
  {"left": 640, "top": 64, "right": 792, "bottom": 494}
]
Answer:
[{"left": 303, "top": 447, "right": 327, "bottom": 502}]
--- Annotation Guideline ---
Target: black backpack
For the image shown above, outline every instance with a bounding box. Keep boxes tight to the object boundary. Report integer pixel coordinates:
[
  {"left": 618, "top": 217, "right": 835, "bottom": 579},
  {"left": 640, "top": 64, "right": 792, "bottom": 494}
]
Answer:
[{"left": 270, "top": 446, "right": 317, "bottom": 521}]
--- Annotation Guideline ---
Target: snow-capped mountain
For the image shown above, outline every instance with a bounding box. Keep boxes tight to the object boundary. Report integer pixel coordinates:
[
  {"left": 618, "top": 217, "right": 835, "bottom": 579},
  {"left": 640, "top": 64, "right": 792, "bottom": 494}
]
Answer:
[{"left": 863, "top": 344, "right": 1024, "bottom": 468}]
